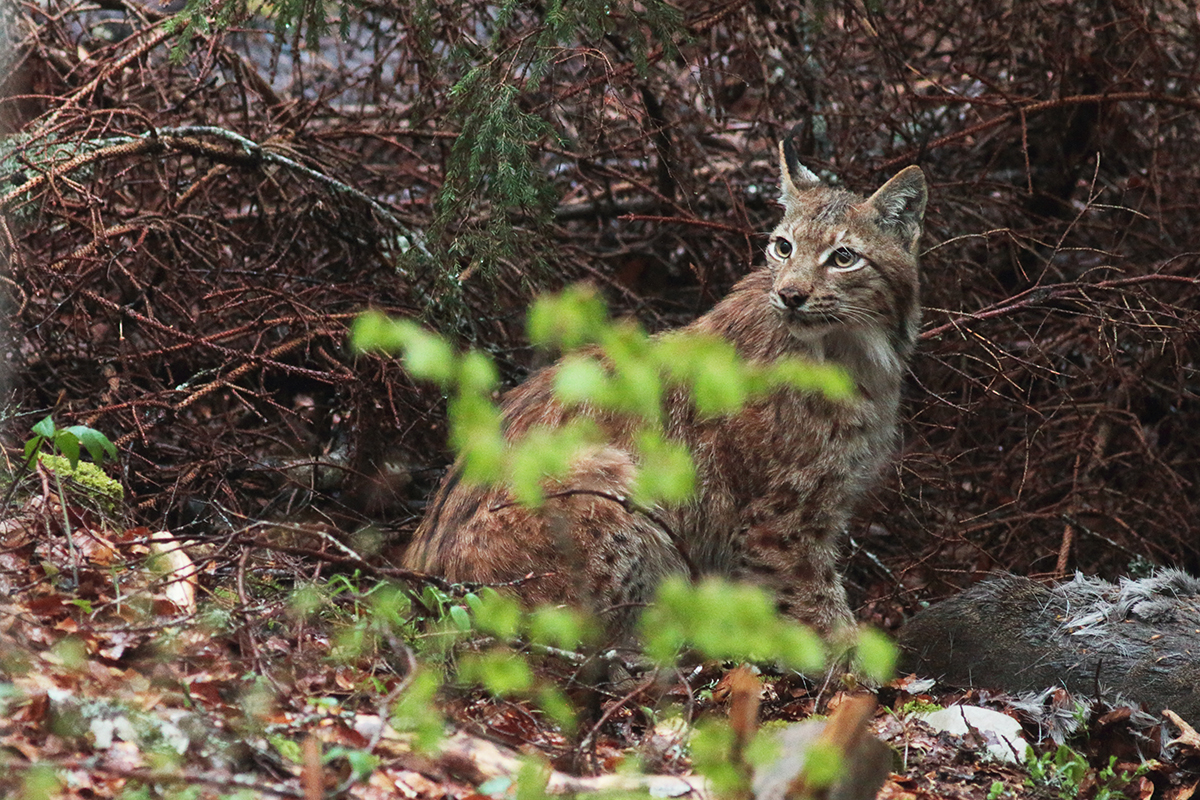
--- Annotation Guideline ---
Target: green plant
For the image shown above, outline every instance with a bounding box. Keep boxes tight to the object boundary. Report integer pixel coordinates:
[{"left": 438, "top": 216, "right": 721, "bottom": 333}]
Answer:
[
  {"left": 392, "top": 667, "right": 446, "bottom": 753},
  {"left": 640, "top": 576, "right": 826, "bottom": 674},
  {"left": 10, "top": 416, "right": 120, "bottom": 586},
  {"left": 897, "top": 699, "right": 942, "bottom": 716},
  {"left": 414, "top": 1, "right": 685, "bottom": 329},
  {"left": 1025, "top": 745, "right": 1143, "bottom": 800},
  {"left": 24, "top": 414, "right": 117, "bottom": 471},
  {"left": 19, "top": 764, "right": 61, "bottom": 800},
  {"left": 1026, "top": 745, "right": 1085, "bottom": 798},
  {"left": 352, "top": 284, "right": 851, "bottom": 510},
  {"left": 689, "top": 717, "right": 748, "bottom": 795},
  {"left": 324, "top": 745, "right": 381, "bottom": 784},
  {"left": 448, "top": 588, "right": 600, "bottom": 732},
  {"left": 1092, "top": 755, "right": 1146, "bottom": 800}
]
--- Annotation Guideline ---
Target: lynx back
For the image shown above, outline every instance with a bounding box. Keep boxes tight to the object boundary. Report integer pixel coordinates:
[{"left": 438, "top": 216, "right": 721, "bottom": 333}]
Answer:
[{"left": 405, "top": 138, "right": 927, "bottom": 639}]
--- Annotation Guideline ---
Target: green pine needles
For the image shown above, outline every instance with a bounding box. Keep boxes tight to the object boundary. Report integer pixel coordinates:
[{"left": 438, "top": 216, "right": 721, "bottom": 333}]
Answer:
[
  {"left": 169, "top": 0, "right": 353, "bottom": 59},
  {"left": 420, "top": 0, "right": 684, "bottom": 329},
  {"left": 167, "top": 0, "right": 683, "bottom": 335}
]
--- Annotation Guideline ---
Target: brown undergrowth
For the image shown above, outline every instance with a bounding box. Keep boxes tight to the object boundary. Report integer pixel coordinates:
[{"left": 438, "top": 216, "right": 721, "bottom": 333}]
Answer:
[
  {"left": 4, "top": 0, "right": 1198, "bottom": 610},
  {"left": 2, "top": 0, "right": 1200, "bottom": 795}
]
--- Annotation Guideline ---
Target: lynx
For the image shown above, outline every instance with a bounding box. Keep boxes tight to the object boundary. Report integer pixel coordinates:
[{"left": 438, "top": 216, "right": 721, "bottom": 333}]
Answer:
[{"left": 405, "top": 137, "right": 927, "bottom": 639}]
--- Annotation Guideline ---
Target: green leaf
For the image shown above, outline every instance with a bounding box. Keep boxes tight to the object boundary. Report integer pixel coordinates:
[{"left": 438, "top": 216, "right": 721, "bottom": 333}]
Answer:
[
  {"left": 527, "top": 285, "right": 608, "bottom": 350},
  {"left": 350, "top": 312, "right": 457, "bottom": 386},
  {"left": 552, "top": 355, "right": 611, "bottom": 407},
  {"left": 745, "top": 728, "right": 784, "bottom": 768},
  {"left": 612, "top": 358, "right": 662, "bottom": 422},
  {"left": 631, "top": 430, "right": 695, "bottom": 506},
  {"left": 21, "top": 764, "right": 63, "bottom": 799},
  {"left": 419, "top": 585, "right": 447, "bottom": 617},
  {"left": 473, "top": 589, "right": 522, "bottom": 639},
  {"left": 332, "top": 625, "right": 369, "bottom": 662},
  {"left": 689, "top": 580, "right": 776, "bottom": 659},
  {"left": 458, "top": 350, "right": 499, "bottom": 396},
  {"left": 657, "top": 332, "right": 747, "bottom": 417},
  {"left": 694, "top": 361, "right": 747, "bottom": 418},
  {"left": 31, "top": 415, "right": 56, "bottom": 438},
  {"left": 53, "top": 431, "right": 81, "bottom": 469},
  {"left": 536, "top": 685, "right": 576, "bottom": 732},
  {"left": 516, "top": 757, "right": 551, "bottom": 800},
  {"left": 527, "top": 605, "right": 594, "bottom": 649},
  {"left": 507, "top": 421, "right": 598, "bottom": 507},
  {"left": 771, "top": 624, "right": 826, "bottom": 674},
  {"left": 802, "top": 740, "right": 843, "bottom": 790},
  {"left": 324, "top": 747, "right": 380, "bottom": 781},
  {"left": 689, "top": 719, "right": 743, "bottom": 795},
  {"left": 401, "top": 326, "right": 457, "bottom": 386},
  {"left": 392, "top": 669, "right": 444, "bottom": 753},
  {"left": 639, "top": 575, "right": 692, "bottom": 662},
  {"left": 289, "top": 584, "right": 323, "bottom": 619},
  {"left": 449, "top": 395, "right": 505, "bottom": 485},
  {"left": 460, "top": 649, "right": 535, "bottom": 696},
  {"left": 449, "top": 605, "right": 472, "bottom": 633},
  {"left": 769, "top": 357, "right": 855, "bottom": 401},
  {"left": 23, "top": 435, "right": 43, "bottom": 466},
  {"left": 853, "top": 627, "right": 898, "bottom": 684},
  {"left": 349, "top": 309, "right": 408, "bottom": 353},
  {"left": 464, "top": 592, "right": 483, "bottom": 614},
  {"left": 639, "top": 576, "right": 826, "bottom": 670},
  {"left": 599, "top": 321, "right": 661, "bottom": 421},
  {"left": 69, "top": 598, "right": 94, "bottom": 614},
  {"left": 51, "top": 637, "right": 87, "bottom": 671},
  {"left": 367, "top": 584, "right": 412, "bottom": 626},
  {"left": 63, "top": 426, "right": 118, "bottom": 465}
]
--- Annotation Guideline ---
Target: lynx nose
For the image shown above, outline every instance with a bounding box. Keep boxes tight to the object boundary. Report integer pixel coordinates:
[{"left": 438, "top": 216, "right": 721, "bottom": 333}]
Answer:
[{"left": 776, "top": 287, "right": 809, "bottom": 309}]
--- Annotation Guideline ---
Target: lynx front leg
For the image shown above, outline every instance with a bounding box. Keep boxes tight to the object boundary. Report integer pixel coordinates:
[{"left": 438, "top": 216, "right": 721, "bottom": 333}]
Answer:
[
  {"left": 731, "top": 516, "right": 859, "bottom": 692},
  {"left": 735, "top": 517, "right": 854, "bottom": 636},
  {"left": 583, "top": 514, "right": 689, "bottom": 634}
]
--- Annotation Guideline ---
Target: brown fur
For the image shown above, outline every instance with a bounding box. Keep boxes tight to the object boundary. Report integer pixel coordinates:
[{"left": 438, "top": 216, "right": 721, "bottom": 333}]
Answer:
[{"left": 405, "top": 140, "right": 927, "bottom": 638}]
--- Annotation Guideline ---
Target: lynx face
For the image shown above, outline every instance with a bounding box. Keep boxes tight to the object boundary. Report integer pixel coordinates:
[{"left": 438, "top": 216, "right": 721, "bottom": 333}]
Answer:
[{"left": 767, "top": 141, "right": 926, "bottom": 355}]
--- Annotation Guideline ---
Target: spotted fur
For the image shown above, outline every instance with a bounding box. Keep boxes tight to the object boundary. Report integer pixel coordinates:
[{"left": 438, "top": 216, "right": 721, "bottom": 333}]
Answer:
[{"left": 405, "top": 140, "right": 927, "bottom": 639}]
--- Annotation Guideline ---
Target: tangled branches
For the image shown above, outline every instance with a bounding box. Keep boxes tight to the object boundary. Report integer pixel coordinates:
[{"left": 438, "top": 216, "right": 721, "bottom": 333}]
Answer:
[{"left": 1, "top": 0, "right": 1198, "bottom": 611}]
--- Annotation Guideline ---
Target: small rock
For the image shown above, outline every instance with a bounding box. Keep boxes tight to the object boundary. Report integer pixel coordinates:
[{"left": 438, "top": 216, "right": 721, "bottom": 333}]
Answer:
[{"left": 917, "top": 705, "right": 1027, "bottom": 763}]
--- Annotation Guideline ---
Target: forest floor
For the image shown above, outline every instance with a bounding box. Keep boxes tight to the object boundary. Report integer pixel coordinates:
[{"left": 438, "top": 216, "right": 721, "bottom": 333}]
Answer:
[{"left": 1, "top": 472, "right": 1198, "bottom": 800}]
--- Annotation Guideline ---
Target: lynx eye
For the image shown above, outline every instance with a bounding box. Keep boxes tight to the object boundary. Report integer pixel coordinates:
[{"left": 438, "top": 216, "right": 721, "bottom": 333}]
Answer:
[
  {"left": 769, "top": 237, "right": 793, "bottom": 259},
  {"left": 828, "top": 247, "right": 863, "bottom": 271}
]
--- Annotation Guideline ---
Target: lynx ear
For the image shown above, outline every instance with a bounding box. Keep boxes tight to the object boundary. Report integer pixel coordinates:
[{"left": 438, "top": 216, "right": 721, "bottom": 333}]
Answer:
[
  {"left": 778, "top": 136, "right": 821, "bottom": 205},
  {"left": 867, "top": 165, "right": 927, "bottom": 250}
]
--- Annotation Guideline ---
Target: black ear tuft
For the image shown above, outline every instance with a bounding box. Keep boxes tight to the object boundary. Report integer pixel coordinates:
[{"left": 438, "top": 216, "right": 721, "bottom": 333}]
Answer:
[
  {"left": 778, "top": 134, "right": 821, "bottom": 203},
  {"left": 782, "top": 136, "right": 804, "bottom": 183}
]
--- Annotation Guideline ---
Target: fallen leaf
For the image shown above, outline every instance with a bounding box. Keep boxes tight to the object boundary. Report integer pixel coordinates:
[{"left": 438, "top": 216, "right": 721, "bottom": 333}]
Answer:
[
  {"left": 148, "top": 530, "right": 198, "bottom": 614},
  {"left": 1167, "top": 781, "right": 1199, "bottom": 800},
  {"left": 1164, "top": 709, "right": 1200, "bottom": 754}
]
